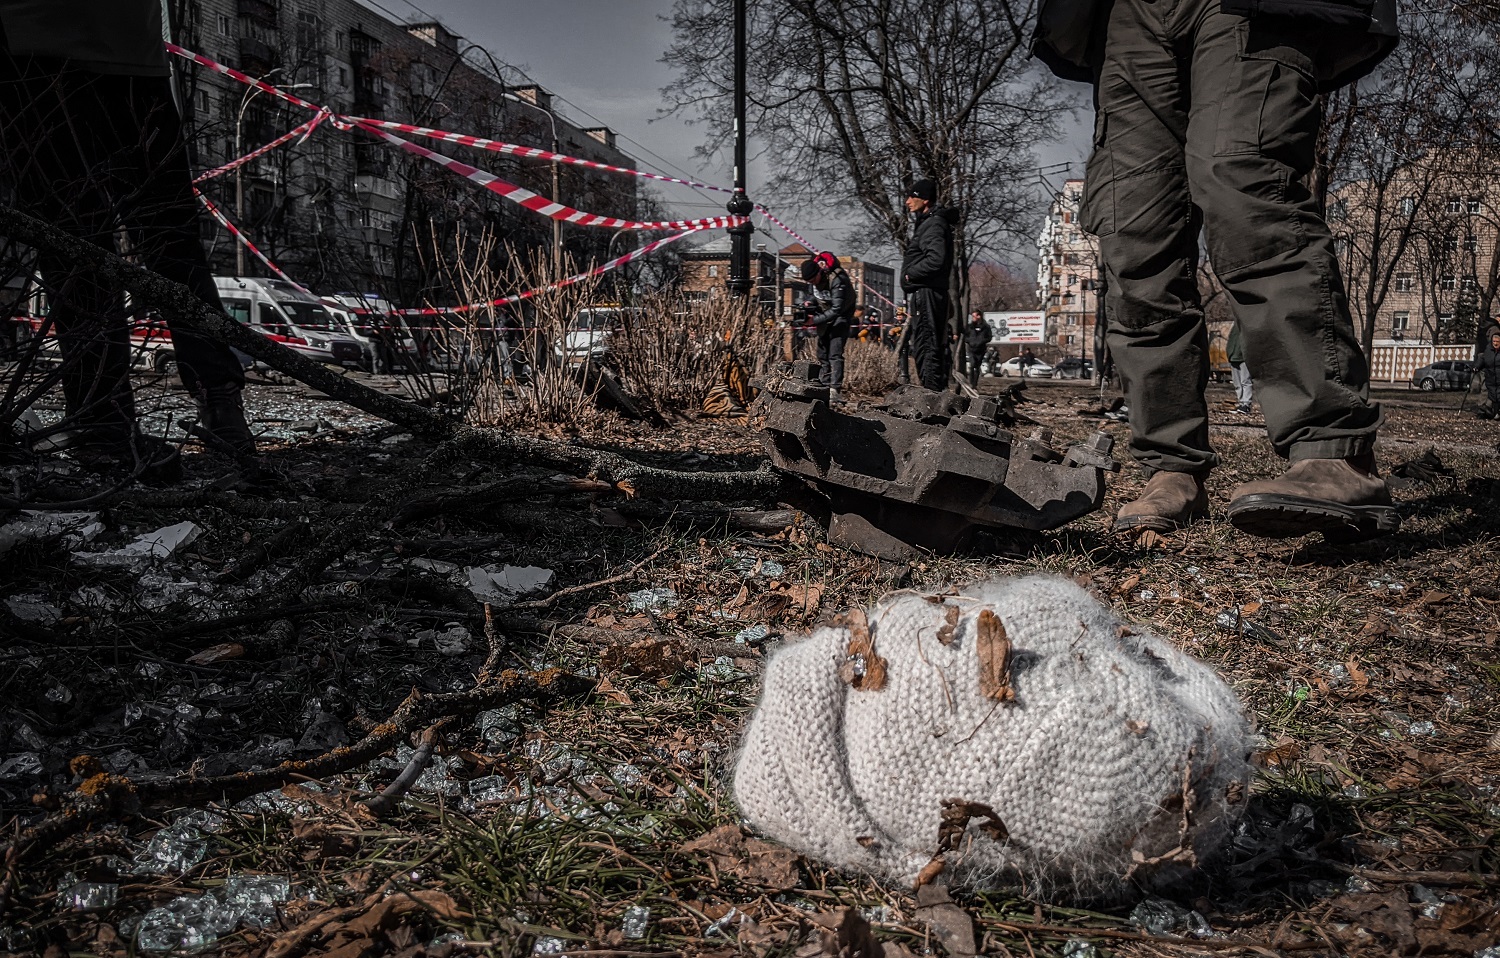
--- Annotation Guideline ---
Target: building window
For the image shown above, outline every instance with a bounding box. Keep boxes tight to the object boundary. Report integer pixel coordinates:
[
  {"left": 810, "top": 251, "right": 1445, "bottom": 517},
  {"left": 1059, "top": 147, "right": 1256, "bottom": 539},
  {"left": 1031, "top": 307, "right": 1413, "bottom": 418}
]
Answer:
[
  {"left": 216, "top": 14, "right": 233, "bottom": 36},
  {"left": 339, "top": 66, "right": 349, "bottom": 86},
  {"left": 195, "top": 90, "right": 210, "bottom": 113},
  {"left": 1400, "top": 196, "right": 1416, "bottom": 215},
  {"left": 336, "top": 30, "right": 345, "bottom": 49},
  {"left": 1396, "top": 273, "right": 1414, "bottom": 292},
  {"left": 1392, "top": 311, "right": 1410, "bottom": 333},
  {"left": 346, "top": 210, "right": 356, "bottom": 228},
  {"left": 1448, "top": 197, "right": 1464, "bottom": 214},
  {"left": 1066, "top": 274, "right": 1077, "bottom": 286},
  {"left": 1065, "top": 334, "right": 1076, "bottom": 346},
  {"left": 1444, "top": 233, "right": 1459, "bottom": 253},
  {"left": 1466, "top": 235, "right": 1478, "bottom": 253},
  {"left": 1441, "top": 274, "right": 1456, "bottom": 291},
  {"left": 1463, "top": 275, "right": 1478, "bottom": 291},
  {"left": 1469, "top": 197, "right": 1483, "bottom": 214},
  {"left": 1062, "top": 212, "right": 1072, "bottom": 224},
  {"left": 708, "top": 265, "right": 719, "bottom": 278}
]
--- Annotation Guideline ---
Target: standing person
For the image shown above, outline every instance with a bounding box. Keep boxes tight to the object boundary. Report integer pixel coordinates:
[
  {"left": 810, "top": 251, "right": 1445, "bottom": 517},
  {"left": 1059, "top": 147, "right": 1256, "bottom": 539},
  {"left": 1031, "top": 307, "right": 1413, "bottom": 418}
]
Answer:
[
  {"left": 1032, "top": 0, "right": 1400, "bottom": 541},
  {"left": 801, "top": 252, "right": 854, "bottom": 401},
  {"left": 1478, "top": 332, "right": 1500, "bottom": 420},
  {"left": 0, "top": 0, "right": 256, "bottom": 473},
  {"left": 963, "top": 310, "right": 993, "bottom": 388},
  {"left": 900, "top": 179, "right": 958, "bottom": 391},
  {"left": 1226, "top": 323, "right": 1253, "bottom": 414}
]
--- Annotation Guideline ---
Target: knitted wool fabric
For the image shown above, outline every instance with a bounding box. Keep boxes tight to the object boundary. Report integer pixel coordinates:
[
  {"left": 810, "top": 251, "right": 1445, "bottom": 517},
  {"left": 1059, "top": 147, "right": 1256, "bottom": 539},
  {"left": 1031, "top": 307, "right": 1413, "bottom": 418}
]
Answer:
[{"left": 733, "top": 575, "right": 1253, "bottom": 900}]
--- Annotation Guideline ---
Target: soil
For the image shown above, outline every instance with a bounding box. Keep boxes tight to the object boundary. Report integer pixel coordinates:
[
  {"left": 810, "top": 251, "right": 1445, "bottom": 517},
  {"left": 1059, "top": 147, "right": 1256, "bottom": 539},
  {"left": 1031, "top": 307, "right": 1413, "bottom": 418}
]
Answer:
[{"left": 2, "top": 376, "right": 1497, "bottom": 958}]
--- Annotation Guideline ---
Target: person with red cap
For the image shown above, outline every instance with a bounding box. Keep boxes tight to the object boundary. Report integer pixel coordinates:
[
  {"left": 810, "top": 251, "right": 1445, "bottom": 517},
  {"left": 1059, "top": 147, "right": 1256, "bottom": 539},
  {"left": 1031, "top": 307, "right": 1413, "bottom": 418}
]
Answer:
[{"left": 801, "top": 251, "right": 855, "bottom": 401}]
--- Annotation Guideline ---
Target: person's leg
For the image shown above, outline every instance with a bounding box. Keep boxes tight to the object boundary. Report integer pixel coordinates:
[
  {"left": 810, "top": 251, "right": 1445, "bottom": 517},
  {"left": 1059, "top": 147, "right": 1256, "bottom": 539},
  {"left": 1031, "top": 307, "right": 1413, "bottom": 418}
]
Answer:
[
  {"left": 1090, "top": 0, "right": 1213, "bottom": 479},
  {"left": 0, "top": 59, "right": 135, "bottom": 438},
  {"left": 1183, "top": 14, "right": 1393, "bottom": 538},
  {"left": 826, "top": 329, "right": 845, "bottom": 394},
  {"left": 816, "top": 327, "right": 832, "bottom": 385},
  {"left": 908, "top": 290, "right": 947, "bottom": 391},
  {"left": 1086, "top": 0, "right": 1211, "bottom": 532}
]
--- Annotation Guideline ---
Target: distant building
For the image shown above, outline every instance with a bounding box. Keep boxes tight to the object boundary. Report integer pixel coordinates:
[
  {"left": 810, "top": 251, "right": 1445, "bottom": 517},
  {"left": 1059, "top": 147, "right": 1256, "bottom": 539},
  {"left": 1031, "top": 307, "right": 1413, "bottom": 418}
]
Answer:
[
  {"left": 177, "top": 1, "right": 637, "bottom": 301},
  {"left": 676, "top": 238, "right": 896, "bottom": 323},
  {"left": 1035, "top": 179, "right": 1099, "bottom": 359}
]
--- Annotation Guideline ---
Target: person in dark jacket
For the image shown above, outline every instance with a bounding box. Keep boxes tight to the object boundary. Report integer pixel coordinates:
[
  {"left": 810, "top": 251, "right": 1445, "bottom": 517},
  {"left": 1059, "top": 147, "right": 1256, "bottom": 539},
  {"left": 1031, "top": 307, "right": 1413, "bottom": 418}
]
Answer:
[
  {"left": 1032, "top": 0, "right": 1400, "bottom": 543},
  {"left": 962, "top": 311, "right": 993, "bottom": 388},
  {"left": 0, "top": 0, "right": 257, "bottom": 475},
  {"left": 899, "top": 179, "right": 957, "bottom": 391},
  {"left": 801, "top": 252, "right": 855, "bottom": 400},
  {"left": 1478, "top": 332, "right": 1500, "bottom": 420}
]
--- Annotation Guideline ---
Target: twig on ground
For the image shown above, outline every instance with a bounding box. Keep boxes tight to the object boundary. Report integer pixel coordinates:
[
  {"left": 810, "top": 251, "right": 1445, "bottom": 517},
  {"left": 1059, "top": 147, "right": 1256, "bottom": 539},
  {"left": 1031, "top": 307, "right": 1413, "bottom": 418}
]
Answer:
[
  {"left": 362, "top": 723, "right": 446, "bottom": 816},
  {"left": 503, "top": 545, "right": 671, "bottom": 613}
]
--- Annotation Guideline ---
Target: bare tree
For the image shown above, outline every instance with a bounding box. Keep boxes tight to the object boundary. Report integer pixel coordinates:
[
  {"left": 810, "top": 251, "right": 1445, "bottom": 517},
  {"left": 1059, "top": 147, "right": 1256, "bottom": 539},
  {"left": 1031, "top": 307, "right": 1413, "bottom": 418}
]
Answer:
[
  {"left": 662, "top": 0, "right": 1072, "bottom": 317},
  {"left": 968, "top": 262, "right": 1037, "bottom": 311}
]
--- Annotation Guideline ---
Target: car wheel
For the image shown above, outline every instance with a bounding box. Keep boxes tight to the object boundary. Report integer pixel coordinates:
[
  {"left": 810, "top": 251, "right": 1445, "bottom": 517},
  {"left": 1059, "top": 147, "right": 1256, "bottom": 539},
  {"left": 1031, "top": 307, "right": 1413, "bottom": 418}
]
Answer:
[
  {"left": 1419, "top": 377, "right": 1437, "bottom": 392},
  {"left": 153, "top": 350, "right": 177, "bottom": 375}
]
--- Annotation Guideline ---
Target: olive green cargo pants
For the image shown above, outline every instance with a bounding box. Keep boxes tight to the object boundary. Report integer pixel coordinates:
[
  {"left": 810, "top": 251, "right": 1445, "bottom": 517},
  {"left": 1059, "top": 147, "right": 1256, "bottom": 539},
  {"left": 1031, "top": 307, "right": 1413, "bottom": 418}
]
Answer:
[{"left": 1081, "top": 0, "right": 1382, "bottom": 474}]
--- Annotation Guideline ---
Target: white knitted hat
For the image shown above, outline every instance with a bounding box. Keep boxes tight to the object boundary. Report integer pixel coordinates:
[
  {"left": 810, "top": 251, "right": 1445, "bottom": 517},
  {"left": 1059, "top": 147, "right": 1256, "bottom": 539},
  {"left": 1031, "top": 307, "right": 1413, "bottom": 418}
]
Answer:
[{"left": 733, "top": 575, "right": 1253, "bottom": 900}]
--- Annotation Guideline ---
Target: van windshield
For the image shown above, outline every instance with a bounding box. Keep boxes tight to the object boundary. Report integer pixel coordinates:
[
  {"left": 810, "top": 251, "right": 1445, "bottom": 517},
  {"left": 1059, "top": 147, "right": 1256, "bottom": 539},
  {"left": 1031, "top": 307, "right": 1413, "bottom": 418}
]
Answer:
[{"left": 277, "top": 301, "right": 335, "bottom": 330}]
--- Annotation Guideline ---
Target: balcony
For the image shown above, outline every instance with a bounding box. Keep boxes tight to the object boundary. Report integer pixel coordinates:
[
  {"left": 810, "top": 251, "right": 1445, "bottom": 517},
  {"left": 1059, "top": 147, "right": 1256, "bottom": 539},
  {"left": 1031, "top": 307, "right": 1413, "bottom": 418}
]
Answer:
[
  {"left": 237, "top": 36, "right": 277, "bottom": 77},
  {"left": 355, "top": 175, "right": 401, "bottom": 201},
  {"left": 237, "top": 0, "right": 277, "bottom": 28}
]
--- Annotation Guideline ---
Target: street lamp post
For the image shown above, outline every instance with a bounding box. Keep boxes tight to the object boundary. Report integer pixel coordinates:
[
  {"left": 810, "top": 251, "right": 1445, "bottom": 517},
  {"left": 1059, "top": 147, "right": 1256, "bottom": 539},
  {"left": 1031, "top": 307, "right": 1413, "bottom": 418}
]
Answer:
[
  {"left": 725, "top": 0, "right": 754, "bottom": 298},
  {"left": 502, "top": 90, "right": 562, "bottom": 276},
  {"left": 234, "top": 74, "right": 312, "bottom": 276},
  {"left": 607, "top": 230, "right": 635, "bottom": 304}
]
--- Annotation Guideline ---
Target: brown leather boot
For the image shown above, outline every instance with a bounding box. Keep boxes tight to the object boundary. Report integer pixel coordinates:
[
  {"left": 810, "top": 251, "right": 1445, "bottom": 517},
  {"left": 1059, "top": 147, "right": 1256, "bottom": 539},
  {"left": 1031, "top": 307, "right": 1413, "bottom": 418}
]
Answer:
[
  {"left": 1113, "top": 470, "right": 1209, "bottom": 533},
  {"left": 1225, "top": 453, "right": 1398, "bottom": 541}
]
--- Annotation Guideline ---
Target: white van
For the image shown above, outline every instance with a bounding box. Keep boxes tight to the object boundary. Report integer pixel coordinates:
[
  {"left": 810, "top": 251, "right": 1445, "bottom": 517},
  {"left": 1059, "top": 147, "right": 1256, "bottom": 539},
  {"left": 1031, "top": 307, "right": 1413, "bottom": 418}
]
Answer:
[
  {"left": 324, "top": 293, "right": 420, "bottom": 373},
  {"left": 213, "top": 277, "right": 365, "bottom": 368}
]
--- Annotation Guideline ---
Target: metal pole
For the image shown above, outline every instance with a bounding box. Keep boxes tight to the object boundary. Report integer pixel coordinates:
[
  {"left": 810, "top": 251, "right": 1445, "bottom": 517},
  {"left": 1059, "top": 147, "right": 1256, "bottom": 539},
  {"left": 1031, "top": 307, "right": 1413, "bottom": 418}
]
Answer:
[{"left": 725, "top": 0, "right": 754, "bottom": 297}]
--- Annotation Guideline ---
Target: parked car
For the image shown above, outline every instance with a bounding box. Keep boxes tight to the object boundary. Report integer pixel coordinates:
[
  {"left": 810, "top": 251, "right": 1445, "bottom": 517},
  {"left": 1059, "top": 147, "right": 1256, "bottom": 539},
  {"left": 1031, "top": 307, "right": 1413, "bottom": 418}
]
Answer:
[
  {"left": 1051, "top": 357, "right": 1094, "bottom": 379},
  {"left": 564, "top": 307, "right": 638, "bottom": 363},
  {"left": 1410, "top": 359, "right": 1477, "bottom": 391},
  {"left": 994, "top": 356, "right": 1054, "bottom": 378},
  {"left": 214, "top": 277, "right": 365, "bottom": 368}
]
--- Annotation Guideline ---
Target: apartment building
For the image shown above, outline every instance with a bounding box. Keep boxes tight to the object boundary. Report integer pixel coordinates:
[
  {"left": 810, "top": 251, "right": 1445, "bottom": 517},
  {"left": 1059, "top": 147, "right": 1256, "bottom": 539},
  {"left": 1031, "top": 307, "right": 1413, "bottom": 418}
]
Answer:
[
  {"left": 176, "top": 0, "right": 637, "bottom": 303},
  {"left": 1035, "top": 179, "right": 1097, "bottom": 358},
  {"left": 1329, "top": 153, "right": 1500, "bottom": 348}
]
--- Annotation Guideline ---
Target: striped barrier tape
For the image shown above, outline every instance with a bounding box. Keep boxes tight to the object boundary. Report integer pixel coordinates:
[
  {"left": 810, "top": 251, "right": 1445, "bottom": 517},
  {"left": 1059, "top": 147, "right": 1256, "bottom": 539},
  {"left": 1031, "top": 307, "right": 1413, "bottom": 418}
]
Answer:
[
  {"left": 351, "top": 120, "right": 747, "bottom": 232},
  {"left": 393, "top": 227, "right": 706, "bottom": 315},
  {"left": 193, "top": 113, "right": 327, "bottom": 185},
  {"left": 167, "top": 42, "right": 324, "bottom": 113},
  {"left": 193, "top": 190, "right": 314, "bottom": 295}
]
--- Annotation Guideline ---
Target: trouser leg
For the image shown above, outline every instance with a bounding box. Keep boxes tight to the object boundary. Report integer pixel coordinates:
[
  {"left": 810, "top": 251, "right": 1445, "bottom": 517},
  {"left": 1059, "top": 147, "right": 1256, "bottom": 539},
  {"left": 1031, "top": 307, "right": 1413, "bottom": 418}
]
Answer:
[
  {"left": 1185, "top": 13, "right": 1380, "bottom": 460},
  {"left": 908, "top": 289, "right": 949, "bottom": 391},
  {"left": 0, "top": 57, "right": 135, "bottom": 433},
  {"left": 825, "top": 329, "right": 845, "bottom": 389},
  {"left": 1087, "top": 0, "right": 1212, "bottom": 474},
  {"left": 111, "top": 76, "right": 244, "bottom": 392},
  {"left": 816, "top": 328, "right": 831, "bottom": 384},
  {"left": 1232, "top": 363, "right": 1253, "bottom": 405}
]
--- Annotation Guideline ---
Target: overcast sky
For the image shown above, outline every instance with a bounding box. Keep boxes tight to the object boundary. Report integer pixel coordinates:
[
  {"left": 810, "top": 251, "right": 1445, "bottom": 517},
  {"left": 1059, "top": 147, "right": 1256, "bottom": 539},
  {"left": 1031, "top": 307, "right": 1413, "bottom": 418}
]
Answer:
[{"left": 354, "top": 0, "right": 1091, "bottom": 267}]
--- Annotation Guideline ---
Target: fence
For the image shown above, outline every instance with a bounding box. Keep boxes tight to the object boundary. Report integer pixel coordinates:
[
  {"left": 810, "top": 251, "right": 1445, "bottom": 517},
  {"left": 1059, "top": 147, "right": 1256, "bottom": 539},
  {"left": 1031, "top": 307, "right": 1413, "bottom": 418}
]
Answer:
[{"left": 1367, "top": 341, "right": 1475, "bottom": 384}]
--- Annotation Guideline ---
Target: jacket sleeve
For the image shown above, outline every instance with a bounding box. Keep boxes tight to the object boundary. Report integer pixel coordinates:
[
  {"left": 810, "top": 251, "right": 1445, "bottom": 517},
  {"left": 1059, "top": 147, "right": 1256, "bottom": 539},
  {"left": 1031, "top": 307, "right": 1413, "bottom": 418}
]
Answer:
[
  {"left": 902, "top": 219, "right": 950, "bottom": 289},
  {"left": 814, "top": 273, "right": 851, "bottom": 327}
]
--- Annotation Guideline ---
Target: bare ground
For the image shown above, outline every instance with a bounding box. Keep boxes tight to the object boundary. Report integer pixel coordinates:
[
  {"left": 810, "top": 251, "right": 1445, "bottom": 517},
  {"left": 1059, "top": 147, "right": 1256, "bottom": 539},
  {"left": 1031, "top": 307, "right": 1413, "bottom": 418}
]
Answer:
[{"left": 2, "top": 377, "right": 1498, "bottom": 958}]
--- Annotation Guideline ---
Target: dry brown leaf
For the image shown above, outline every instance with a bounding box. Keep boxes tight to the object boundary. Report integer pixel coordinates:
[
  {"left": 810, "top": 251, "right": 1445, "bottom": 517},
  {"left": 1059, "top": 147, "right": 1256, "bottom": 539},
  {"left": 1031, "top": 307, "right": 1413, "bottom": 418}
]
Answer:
[
  {"left": 1126, "top": 719, "right": 1150, "bottom": 736},
  {"left": 975, "top": 610, "right": 1015, "bottom": 703},
  {"left": 186, "top": 642, "right": 244, "bottom": 665},
  {"left": 678, "top": 824, "right": 801, "bottom": 891},
  {"left": 1240, "top": 600, "right": 1263, "bottom": 615},
  {"left": 1116, "top": 574, "right": 1141, "bottom": 595},
  {"left": 785, "top": 581, "right": 825, "bottom": 617},
  {"left": 913, "top": 884, "right": 976, "bottom": 957},
  {"left": 726, "top": 584, "right": 750, "bottom": 610},
  {"left": 802, "top": 908, "right": 885, "bottom": 958},
  {"left": 911, "top": 856, "right": 945, "bottom": 890},
  {"left": 1346, "top": 657, "right": 1370, "bottom": 690},
  {"left": 936, "top": 605, "right": 960, "bottom": 646},
  {"left": 938, "top": 798, "right": 1009, "bottom": 848},
  {"left": 836, "top": 608, "right": 887, "bottom": 691},
  {"left": 307, "top": 889, "right": 468, "bottom": 958},
  {"left": 598, "top": 638, "right": 689, "bottom": 679},
  {"left": 595, "top": 675, "right": 633, "bottom": 705}
]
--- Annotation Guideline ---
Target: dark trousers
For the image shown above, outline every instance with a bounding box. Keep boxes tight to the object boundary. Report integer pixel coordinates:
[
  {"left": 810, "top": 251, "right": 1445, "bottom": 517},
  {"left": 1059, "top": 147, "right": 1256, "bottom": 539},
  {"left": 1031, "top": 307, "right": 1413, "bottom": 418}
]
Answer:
[
  {"left": 1083, "top": 0, "right": 1380, "bottom": 473},
  {"left": 816, "top": 324, "right": 847, "bottom": 389},
  {"left": 0, "top": 57, "right": 244, "bottom": 433},
  {"left": 907, "top": 287, "right": 949, "bottom": 391}
]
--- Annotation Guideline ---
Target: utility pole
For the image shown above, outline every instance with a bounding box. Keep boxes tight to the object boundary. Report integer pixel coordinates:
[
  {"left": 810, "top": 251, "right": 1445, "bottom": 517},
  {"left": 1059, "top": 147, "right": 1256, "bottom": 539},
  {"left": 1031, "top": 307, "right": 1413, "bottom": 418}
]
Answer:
[{"left": 725, "top": 0, "right": 754, "bottom": 298}]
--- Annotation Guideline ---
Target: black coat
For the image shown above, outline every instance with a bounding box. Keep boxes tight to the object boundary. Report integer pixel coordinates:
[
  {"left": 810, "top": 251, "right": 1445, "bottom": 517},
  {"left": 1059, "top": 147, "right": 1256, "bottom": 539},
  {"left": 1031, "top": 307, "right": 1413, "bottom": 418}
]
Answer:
[
  {"left": 813, "top": 267, "right": 856, "bottom": 330},
  {"left": 1031, "top": 0, "right": 1398, "bottom": 92},
  {"left": 901, "top": 207, "right": 957, "bottom": 295},
  {"left": 963, "top": 319, "right": 993, "bottom": 351}
]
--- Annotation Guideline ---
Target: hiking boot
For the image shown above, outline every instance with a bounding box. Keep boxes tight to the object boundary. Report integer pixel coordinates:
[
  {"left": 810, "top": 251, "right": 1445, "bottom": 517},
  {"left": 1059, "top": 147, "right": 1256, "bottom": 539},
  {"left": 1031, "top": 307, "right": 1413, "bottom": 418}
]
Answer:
[
  {"left": 1113, "top": 470, "right": 1209, "bottom": 534},
  {"left": 194, "top": 382, "right": 257, "bottom": 457},
  {"left": 1225, "top": 453, "right": 1398, "bottom": 541},
  {"left": 829, "top": 388, "right": 845, "bottom": 403}
]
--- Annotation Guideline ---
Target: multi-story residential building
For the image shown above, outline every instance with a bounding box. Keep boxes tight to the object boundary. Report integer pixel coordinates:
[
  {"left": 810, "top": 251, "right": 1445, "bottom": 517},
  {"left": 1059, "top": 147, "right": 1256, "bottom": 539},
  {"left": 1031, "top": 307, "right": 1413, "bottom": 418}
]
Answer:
[
  {"left": 1035, "top": 179, "right": 1097, "bottom": 358},
  {"left": 175, "top": 0, "right": 637, "bottom": 304},
  {"left": 1329, "top": 153, "right": 1500, "bottom": 348}
]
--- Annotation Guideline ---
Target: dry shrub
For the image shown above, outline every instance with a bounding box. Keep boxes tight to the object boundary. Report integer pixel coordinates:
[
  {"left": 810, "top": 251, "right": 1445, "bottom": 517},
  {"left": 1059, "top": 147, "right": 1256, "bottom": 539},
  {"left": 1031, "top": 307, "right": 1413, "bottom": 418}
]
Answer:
[
  {"left": 842, "top": 338, "right": 898, "bottom": 396},
  {"left": 425, "top": 232, "right": 607, "bottom": 430},
  {"left": 608, "top": 292, "right": 782, "bottom": 414}
]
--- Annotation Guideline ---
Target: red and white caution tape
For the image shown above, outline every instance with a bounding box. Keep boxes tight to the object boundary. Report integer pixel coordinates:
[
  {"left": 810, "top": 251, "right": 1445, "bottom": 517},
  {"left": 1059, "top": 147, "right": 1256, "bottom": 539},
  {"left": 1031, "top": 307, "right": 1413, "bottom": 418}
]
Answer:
[
  {"left": 168, "top": 42, "right": 324, "bottom": 114},
  {"left": 194, "top": 190, "right": 313, "bottom": 295},
  {"left": 353, "top": 120, "right": 745, "bottom": 231},
  {"left": 394, "top": 227, "right": 705, "bottom": 315},
  {"left": 193, "top": 113, "right": 328, "bottom": 184}
]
